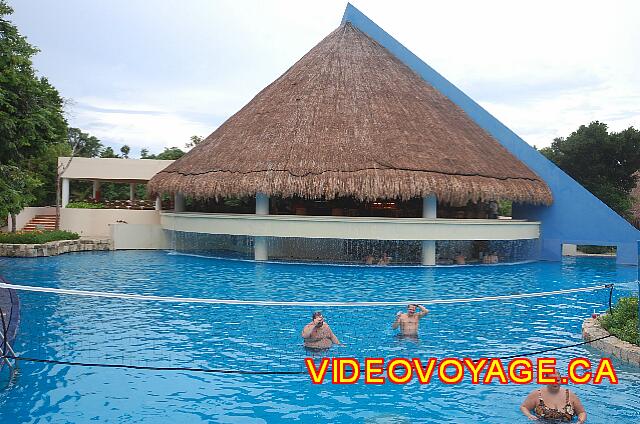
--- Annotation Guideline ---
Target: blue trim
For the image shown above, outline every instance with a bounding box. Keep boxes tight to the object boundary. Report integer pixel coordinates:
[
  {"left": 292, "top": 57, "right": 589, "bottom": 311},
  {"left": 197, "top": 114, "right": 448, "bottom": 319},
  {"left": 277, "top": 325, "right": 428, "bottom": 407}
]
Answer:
[{"left": 342, "top": 3, "right": 640, "bottom": 265}]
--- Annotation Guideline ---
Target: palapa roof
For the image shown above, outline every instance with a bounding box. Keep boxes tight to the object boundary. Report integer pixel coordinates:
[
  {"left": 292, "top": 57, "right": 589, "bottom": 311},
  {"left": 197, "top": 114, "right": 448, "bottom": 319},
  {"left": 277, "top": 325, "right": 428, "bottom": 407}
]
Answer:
[{"left": 149, "top": 23, "right": 552, "bottom": 206}]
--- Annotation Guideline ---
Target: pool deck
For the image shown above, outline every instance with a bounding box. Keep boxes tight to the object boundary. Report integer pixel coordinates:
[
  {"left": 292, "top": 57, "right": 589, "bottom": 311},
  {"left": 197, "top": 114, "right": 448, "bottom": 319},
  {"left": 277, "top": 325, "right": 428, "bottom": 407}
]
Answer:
[{"left": 0, "top": 276, "right": 20, "bottom": 350}]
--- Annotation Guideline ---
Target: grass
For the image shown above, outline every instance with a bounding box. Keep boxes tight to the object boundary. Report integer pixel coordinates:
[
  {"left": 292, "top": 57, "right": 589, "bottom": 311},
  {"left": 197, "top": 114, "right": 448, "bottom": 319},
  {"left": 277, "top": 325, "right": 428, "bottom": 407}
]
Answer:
[
  {"left": 0, "top": 229, "right": 80, "bottom": 244},
  {"left": 599, "top": 296, "right": 639, "bottom": 346}
]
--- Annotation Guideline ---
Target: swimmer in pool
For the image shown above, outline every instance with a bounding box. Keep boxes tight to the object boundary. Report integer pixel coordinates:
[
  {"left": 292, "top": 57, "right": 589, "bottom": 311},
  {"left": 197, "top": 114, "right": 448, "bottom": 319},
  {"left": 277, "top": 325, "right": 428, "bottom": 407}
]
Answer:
[
  {"left": 520, "top": 370, "right": 587, "bottom": 423},
  {"left": 392, "top": 304, "right": 429, "bottom": 336},
  {"left": 377, "top": 252, "right": 391, "bottom": 266},
  {"left": 301, "top": 311, "right": 342, "bottom": 349}
]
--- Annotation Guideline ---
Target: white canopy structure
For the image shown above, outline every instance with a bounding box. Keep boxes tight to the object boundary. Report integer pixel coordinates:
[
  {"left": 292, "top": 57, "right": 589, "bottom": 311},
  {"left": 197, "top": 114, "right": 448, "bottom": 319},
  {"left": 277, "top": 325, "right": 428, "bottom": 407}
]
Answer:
[{"left": 58, "top": 157, "right": 174, "bottom": 207}]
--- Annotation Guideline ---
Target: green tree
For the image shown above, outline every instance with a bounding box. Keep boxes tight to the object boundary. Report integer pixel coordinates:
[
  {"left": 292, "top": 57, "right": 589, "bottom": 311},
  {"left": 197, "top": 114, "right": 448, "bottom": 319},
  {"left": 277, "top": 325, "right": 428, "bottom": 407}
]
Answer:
[
  {"left": 30, "top": 141, "right": 72, "bottom": 205},
  {"left": 67, "top": 127, "right": 103, "bottom": 158},
  {"left": 142, "top": 135, "right": 195, "bottom": 159},
  {"left": 540, "top": 122, "right": 640, "bottom": 218},
  {"left": 0, "top": 165, "right": 42, "bottom": 231},
  {"left": 0, "top": 2, "right": 67, "bottom": 163},
  {"left": 185, "top": 135, "right": 204, "bottom": 149},
  {"left": 97, "top": 182, "right": 130, "bottom": 201},
  {"left": 100, "top": 146, "right": 120, "bottom": 158},
  {"left": 154, "top": 147, "right": 185, "bottom": 160},
  {"left": 120, "top": 144, "right": 130, "bottom": 158},
  {"left": 0, "top": 1, "right": 67, "bottom": 226},
  {"left": 53, "top": 128, "right": 101, "bottom": 209}
]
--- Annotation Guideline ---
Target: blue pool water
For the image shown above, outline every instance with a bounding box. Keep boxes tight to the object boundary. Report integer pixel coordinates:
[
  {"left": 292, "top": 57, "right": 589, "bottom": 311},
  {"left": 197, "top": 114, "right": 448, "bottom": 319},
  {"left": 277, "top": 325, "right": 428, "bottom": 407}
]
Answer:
[{"left": 0, "top": 251, "right": 639, "bottom": 423}]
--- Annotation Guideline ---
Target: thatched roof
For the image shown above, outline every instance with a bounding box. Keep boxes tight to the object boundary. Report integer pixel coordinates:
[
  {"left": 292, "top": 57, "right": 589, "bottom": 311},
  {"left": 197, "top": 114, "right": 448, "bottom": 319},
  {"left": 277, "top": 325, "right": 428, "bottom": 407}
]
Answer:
[{"left": 149, "top": 23, "right": 552, "bottom": 206}]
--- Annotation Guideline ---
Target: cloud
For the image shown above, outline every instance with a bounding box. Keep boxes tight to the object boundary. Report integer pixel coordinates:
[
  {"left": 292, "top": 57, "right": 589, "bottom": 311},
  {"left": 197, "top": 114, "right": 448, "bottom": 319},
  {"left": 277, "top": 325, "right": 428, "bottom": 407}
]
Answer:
[
  {"left": 76, "top": 103, "right": 166, "bottom": 116},
  {"left": 480, "top": 85, "right": 640, "bottom": 148},
  {"left": 10, "top": 0, "right": 640, "bottom": 152},
  {"left": 70, "top": 97, "right": 215, "bottom": 156},
  {"left": 461, "top": 72, "right": 606, "bottom": 104}
]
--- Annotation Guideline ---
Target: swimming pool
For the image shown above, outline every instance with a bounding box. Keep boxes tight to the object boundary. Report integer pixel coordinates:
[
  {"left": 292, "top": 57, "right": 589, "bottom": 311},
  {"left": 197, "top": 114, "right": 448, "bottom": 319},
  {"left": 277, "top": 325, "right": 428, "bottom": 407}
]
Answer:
[{"left": 0, "top": 251, "right": 638, "bottom": 423}]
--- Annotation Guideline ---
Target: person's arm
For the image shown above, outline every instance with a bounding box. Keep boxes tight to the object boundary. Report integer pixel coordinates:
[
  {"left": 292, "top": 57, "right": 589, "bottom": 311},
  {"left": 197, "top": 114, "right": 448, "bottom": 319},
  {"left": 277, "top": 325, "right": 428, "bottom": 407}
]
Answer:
[
  {"left": 301, "top": 322, "right": 317, "bottom": 339},
  {"left": 417, "top": 304, "right": 429, "bottom": 318},
  {"left": 519, "top": 392, "right": 539, "bottom": 421},
  {"left": 392, "top": 313, "right": 401, "bottom": 329},
  {"left": 572, "top": 392, "right": 587, "bottom": 423}
]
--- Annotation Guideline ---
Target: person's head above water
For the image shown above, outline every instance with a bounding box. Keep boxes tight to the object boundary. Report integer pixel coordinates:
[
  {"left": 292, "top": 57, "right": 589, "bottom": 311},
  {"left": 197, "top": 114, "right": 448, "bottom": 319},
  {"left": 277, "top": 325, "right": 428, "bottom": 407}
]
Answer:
[
  {"left": 547, "top": 370, "right": 562, "bottom": 392},
  {"left": 407, "top": 304, "right": 417, "bottom": 315},
  {"left": 311, "top": 311, "right": 325, "bottom": 328},
  {"left": 519, "top": 368, "right": 587, "bottom": 423}
]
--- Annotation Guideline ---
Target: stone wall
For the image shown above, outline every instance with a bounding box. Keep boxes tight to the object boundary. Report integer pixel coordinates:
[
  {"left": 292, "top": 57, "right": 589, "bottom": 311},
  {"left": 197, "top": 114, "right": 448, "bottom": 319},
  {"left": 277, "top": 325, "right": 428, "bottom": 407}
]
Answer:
[
  {"left": 0, "top": 238, "right": 112, "bottom": 257},
  {"left": 582, "top": 317, "right": 640, "bottom": 366}
]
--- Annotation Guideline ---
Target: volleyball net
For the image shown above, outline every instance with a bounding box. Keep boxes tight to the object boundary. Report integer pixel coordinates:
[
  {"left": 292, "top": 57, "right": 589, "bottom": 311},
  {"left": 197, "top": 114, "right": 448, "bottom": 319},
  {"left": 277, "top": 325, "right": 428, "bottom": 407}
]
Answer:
[{"left": 2, "top": 279, "right": 635, "bottom": 377}]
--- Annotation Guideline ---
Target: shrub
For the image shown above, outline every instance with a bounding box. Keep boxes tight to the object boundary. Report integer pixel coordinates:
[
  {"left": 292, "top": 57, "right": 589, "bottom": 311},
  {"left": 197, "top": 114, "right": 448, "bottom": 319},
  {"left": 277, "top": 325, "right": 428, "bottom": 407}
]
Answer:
[
  {"left": 498, "top": 200, "right": 512, "bottom": 217},
  {"left": 578, "top": 245, "right": 616, "bottom": 254},
  {"left": 66, "top": 201, "right": 105, "bottom": 209},
  {"left": 599, "top": 296, "right": 639, "bottom": 346},
  {"left": 0, "top": 230, "right": 80, "bottom": 244}
]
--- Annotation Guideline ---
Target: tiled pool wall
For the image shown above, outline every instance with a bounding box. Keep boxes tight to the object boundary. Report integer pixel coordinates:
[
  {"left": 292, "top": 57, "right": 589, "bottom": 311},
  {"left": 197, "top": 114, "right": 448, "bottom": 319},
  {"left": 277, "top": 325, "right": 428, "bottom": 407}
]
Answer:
[{"left": 169, "top": 231, "right": 540, "bottom": 264}]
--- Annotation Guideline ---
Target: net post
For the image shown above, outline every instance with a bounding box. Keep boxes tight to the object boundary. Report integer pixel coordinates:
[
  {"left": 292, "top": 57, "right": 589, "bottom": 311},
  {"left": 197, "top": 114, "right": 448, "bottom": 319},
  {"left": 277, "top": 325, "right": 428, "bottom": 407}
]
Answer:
[
  {"left": 604, "top": 284, "right": 614, "bottom": 315},
  {"left": 0, "top": 305, "right": 12, "bottom": 373},
  {"left": 0, "top": 306, "right": 7, "bottom": 358}
]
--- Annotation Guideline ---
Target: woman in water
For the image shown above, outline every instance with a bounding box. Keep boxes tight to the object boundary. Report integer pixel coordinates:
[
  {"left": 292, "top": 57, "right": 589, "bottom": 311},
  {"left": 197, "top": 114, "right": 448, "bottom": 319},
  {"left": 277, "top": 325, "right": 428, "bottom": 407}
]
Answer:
[{"left": 520, "top": 371, "right": 587, "bottom": 422}]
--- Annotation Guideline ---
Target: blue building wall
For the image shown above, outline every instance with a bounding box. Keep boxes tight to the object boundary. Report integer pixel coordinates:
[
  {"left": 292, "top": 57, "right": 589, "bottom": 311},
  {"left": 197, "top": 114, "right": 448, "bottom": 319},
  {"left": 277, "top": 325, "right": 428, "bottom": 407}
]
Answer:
[{"left": 342, "top": 3, "right": 640, "bottom": 265}]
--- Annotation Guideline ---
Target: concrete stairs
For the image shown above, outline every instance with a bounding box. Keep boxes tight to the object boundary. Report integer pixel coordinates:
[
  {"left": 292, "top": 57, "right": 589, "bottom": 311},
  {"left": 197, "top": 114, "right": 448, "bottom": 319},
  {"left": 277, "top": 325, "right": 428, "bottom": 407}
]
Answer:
[{"left": 21, "top": 215, "right": 57, "bottom": 232}]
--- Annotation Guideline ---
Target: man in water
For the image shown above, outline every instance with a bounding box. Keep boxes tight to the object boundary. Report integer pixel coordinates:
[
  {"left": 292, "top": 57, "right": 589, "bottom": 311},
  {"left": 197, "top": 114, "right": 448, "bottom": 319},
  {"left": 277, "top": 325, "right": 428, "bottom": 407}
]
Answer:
[
  {"left": 392, "top": 304, "right": 429, "bottom": 336},
  {"left": 520, "top": 370, "right": 587, "bottom": 422},
  {"left": 301, "top": 311, "right": 341, "bottom": 349},
  {"left": 377, "top": 252, "right": 391, "bottom": 266}
]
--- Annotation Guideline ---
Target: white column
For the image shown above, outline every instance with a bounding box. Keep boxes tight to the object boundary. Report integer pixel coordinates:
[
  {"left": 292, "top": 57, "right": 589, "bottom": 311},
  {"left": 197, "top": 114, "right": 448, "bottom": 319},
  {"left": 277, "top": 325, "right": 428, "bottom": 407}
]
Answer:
[
  {"left": 421, "top": 195, "right": 437, "bottom": 265},
  {"left": 254, "top": 192, "right": 269, "bottom": 260},
  {"left": 256, "top": 192, "right": 269, "bottom": 215},
  {"left": 254, "top": 237, "right": 268, "bottom": 261},
  {"left": 92, "top": 180, "right": 101, "bottom": 200},
  {"left": 421, "top": 240, "right": 436, "bottom": 266},
  {"left": 174, "top": 193, "right": 185, "bottom": 212},
  {"left": 155, "top": 196, "right": 162, "bottom": 211},
  {"left": 62, "top": 178, "right": 70, "bottom": 208},
  {"left": 130, "top": 183, "right": 136, "bottom": 201},
  {"left": 422, "top": 195, "right": 437, "bottom": 218}
]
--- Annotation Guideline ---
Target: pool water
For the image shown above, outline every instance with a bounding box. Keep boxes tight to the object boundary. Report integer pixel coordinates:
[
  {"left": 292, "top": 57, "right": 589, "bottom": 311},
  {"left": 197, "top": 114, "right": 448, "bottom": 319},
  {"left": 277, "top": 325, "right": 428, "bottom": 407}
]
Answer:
[{"left": 0, "top": 251, "right": 639, "bottom": 423}]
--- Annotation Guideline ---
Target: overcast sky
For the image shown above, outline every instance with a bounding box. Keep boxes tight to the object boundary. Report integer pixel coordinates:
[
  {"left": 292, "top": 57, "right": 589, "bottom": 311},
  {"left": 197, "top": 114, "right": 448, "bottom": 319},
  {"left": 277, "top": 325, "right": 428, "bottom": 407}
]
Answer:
[{"left": 8, "top": 0, "right": 640, "bottom": 156}]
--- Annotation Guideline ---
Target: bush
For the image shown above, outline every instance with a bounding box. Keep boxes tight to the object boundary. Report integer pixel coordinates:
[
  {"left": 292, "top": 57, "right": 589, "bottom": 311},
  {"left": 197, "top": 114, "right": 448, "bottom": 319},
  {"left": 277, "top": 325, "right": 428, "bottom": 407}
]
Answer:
[
  {"left": 0, "top": 230, "right": 80, "bottom": 244},
  {"left": 498, "top": 200, "right": 512, "bottom": 217},
  {"left": 66, "top": 201, "right": 105, "bottom": 209},
  {"left": 578, "top": 245, "right": 616, "bottom": 254},
  {"left": 599, "top": 296, "right": 639, "bottom": 346}
]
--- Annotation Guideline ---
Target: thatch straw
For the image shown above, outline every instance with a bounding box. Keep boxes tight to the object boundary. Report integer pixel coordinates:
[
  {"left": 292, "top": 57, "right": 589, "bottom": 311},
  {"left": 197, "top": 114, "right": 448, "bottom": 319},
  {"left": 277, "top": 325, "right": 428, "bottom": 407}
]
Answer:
[{"left": 149, "top": 23, "right": 552, "bottom": 206}]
